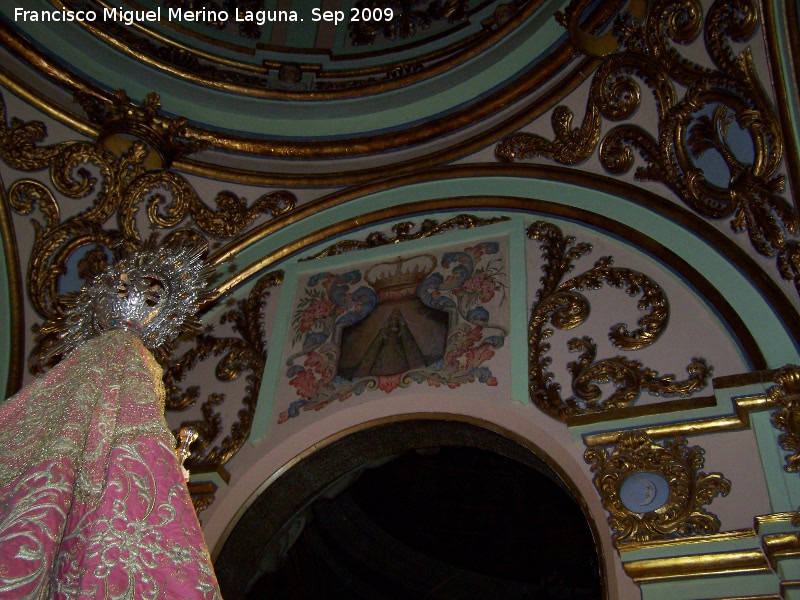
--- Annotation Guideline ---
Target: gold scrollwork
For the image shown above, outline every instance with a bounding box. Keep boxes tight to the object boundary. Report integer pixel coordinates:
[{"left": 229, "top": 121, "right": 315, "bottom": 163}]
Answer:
[
  {"left": 498, "top": 0, "right": 800, "bottom": 295},
  {"left": 527, "top": 220, "right": 711, "bottom": 420},
  {"left": 769, "top": 364, "right": 800, "bottom": 473},
  {"left": 0, "top": 90, "right": 297, "bottom": 373},
  {"left": 584, "top": 430, "right": 731, "bottom": 546},
  {"left": 555, "top": 0, "right": 647, "bottom": 58},
  {"left": 165, "top": 270, "right": 283, "bottom": 470},
  {"left": 88, "top": 5, "right": 270, "bottom": 88},
  {"left": 187, "top": 481, "right": 218, "bottom": 517},
  {"left": 300, "top": 213, "right": 509, "bottom": 261}
]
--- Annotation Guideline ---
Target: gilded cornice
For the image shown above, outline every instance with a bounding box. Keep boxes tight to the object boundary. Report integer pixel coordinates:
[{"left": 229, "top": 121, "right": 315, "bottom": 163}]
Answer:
[
  {"left": 0, "top": 67, "right": 96, "bottom": 139},
  {"left": 581, "top": 363, "right": 792, "bottom": 447},
  {"left": 623, "top": 550, "right": 770, "bottom": 583},
  {"left": 755, "top": 512, "right": 798, "bottom": 529},
  {"left": 47, "top": 0, "right": 554, "bottom": 99},
  {"left": 582, "top": 393, "right": 776, "bottom": 446},
  {"left": 762, "top": 532, "right": 800, "bottom": 571},
  {"left": 0, "top": 19, "right": 601, "bottom": 182},
  {"left": 619, "top": 528, "right": 757, "bottom": 552},
  {"left": 618, "top": 514, "right": 800, "bottom": 586}
]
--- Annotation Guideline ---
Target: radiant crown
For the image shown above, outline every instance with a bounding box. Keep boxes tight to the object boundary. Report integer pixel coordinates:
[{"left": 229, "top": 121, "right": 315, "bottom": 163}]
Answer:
[{"left": 49, "top": 235, "right": 214, "bottom": 356}]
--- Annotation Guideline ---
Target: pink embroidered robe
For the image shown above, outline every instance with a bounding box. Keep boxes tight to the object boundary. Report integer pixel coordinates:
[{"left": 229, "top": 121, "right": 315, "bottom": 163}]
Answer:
[{"left": 0, "top": 330, "right": 221, "bottom": 598}]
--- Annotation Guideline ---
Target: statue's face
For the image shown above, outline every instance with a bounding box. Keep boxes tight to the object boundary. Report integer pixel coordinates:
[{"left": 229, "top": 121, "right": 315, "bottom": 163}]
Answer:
[{"left": 95, "top": 270, "right": 166, "bottom": 332}]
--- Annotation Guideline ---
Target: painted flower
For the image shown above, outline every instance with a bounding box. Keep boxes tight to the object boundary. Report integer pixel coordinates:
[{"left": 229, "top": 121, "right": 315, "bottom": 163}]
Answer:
[
  {"left": 289, "top": 368, "right": 319, "bottom": 399},
  {"left": 299, "top": 298, "right": 336, "bottom": 332},
  {"left": 305, "top": 350, "right": 336, "bottom": 377},
  {"left": 462, "top": 271, "right": 496, "bottom": 303},
  {"left": 465, "top": 342, "right": 496, "bottom": 368},
  {"left": 377, "top": 374, "right": 402, "bottom": 393}
]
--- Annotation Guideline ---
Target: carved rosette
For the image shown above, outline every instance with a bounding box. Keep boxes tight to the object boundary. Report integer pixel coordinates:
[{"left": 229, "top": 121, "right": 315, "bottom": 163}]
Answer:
[
  {"left": 498, "top": 0, "right": 800, "bottom": 296},
  {"left": 527, "top": 220, "right": 711, "bottom": 420},
  {"left": 0, "top": 90, "right": 296, "bottom": 374},
  {"left": 585, "top": 431, "right": 731, "bottom": 546},
  {"left": 769, "top": 365, "right": 800, "bottom": 473}
]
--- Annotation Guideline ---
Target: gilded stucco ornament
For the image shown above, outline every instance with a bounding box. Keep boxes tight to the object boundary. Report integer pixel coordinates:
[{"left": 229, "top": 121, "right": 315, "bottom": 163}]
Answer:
[
  {"left": 165, "top": 270, "right": 283, "bottom": 471},
  {"left": 74, "top": 89, "right": 209, "bottom": 168},
  {"left": 301, "top": 214, "right": 509, "bottom": 261},
  {"left": 0, "top": 90, "right": 296, "bottom": 373},
  {"left": 585, "top": 431, "right": 731, "bottom": 546},
  {"left": 527, "top": 221, "right": 710, "bottom": 420},
  {"left": 768, "top": 364, "right": 800, "bottom": 473},
  {"left": 498, "top": 0, "right": 800, "bottom": 295}
]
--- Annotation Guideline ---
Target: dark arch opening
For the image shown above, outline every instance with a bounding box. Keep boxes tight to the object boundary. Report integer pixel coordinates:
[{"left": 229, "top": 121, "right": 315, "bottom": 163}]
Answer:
[{"left": 214, "top": 417, "right": 606, "bottom": 599}]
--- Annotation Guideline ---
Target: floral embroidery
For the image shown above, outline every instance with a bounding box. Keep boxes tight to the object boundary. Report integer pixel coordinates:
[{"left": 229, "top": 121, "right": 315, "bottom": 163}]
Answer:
[{"left": 0, "top": 331, "right": 220, "bottom": 598}]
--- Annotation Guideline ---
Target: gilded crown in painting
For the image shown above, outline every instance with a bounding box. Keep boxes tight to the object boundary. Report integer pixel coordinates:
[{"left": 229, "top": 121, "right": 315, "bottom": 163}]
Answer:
[
  {"left": 48, "top": 235, "right": 214, "bottom": 356},
  {"left": 364, "top": 254, "right": 437, "bottom": 294}
]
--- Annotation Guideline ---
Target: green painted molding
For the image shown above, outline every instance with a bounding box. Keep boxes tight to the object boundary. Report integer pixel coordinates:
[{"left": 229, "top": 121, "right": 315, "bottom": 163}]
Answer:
[
  {"left": 752, "top": 410, "right": 800, "bottom": 514},
  {"left": 224, "top": 175, "right": 799, "bottom": 366},
  {"left": 640, "top": 573, "right": 779, "bottom": 600},
  {"left": 0, "top": 0, "right": 570, "bottom": 137}
]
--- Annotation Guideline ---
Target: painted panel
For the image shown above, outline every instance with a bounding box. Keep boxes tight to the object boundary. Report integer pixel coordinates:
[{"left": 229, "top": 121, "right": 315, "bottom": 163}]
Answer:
[{"left": 275, "top": 236, "right": 510, "bottom": 424}]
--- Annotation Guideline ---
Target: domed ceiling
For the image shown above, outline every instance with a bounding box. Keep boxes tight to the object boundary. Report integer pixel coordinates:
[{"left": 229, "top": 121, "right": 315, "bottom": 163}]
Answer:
[{"left": 2, "top": 0, "right": 614, "bottom": 182}]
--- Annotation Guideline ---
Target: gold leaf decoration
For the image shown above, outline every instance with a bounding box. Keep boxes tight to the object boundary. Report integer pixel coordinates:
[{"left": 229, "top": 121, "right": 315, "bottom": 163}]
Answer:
[
  {"left": 301, "top": 214, "right": 509, "bottom": 261},
  {"left": 527, "top": 220, "right": 711, "bottom": 420},
  {"left": 498, "top": 0, "right": 800, "bottom": 294},
  {"left": 585, "top": 430, "right": 731, "bottom": 546},
  {"left": 165, "top": 270, "right": 283, "bottom": 470},
  {"left": 187, "top": 481, "right": 219, "bottom": 517},
  {"left": 0, "top": 91, "right": 297, "bottom": 373},
  {"left": 769, "top": 364, "right": 800, "bottom": 472}
]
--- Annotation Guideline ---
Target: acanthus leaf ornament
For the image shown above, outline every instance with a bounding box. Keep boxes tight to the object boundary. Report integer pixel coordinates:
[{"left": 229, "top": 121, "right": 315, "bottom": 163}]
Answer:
[
  {"left": 527, "top": 221, "right": 711, "bottom": 420},
  {"left": 585, "top": 431, "right": 731, "bottom": 546},
  {"left": 74, "top": 89, "right": 210, "bottom": 168},
  {"left": 301, "top": 214, "right": 509, "bottom": 261},
  {"left": 0, "top": 90, "right": 297, "bottom": 373},
  {"left": 165, "top": 270, "right": 283, "bottom": 470},
  {"left": 498, "top": 0, "right": 800, "bottom": 295},
  {"left": 768, "top": 364, "right": 800, "bottom": 473}
]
